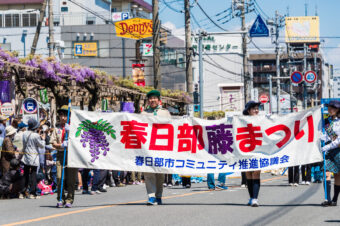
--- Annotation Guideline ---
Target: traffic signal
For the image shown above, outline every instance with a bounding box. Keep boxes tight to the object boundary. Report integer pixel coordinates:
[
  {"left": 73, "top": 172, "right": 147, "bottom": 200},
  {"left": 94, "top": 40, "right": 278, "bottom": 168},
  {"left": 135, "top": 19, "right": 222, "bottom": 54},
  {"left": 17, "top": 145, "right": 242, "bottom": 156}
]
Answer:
[{"left": 194, "top": 83, "right": 199, "bottom": 104}]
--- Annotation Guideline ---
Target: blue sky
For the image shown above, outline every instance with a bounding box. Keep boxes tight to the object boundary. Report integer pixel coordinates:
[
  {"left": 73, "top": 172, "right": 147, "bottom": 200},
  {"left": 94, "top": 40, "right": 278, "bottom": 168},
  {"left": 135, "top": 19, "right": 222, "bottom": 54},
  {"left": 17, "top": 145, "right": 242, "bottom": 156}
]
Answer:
[{"left": 146, "top": 0, "right": 340, "bottom": 73}]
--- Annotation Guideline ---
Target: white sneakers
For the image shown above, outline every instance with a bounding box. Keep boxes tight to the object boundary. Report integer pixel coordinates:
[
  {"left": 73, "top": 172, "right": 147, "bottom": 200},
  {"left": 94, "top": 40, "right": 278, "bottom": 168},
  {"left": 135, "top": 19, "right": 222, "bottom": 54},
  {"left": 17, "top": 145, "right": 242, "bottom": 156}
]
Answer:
[
  {"left": 251, "top": 199, "right": 259, "bottom": 207},
  {"left": 300, "top": 181, "right": 311, "bottom": 185},
  {"left": 247, "top": 198, "right": 260, "bottom": 207}
]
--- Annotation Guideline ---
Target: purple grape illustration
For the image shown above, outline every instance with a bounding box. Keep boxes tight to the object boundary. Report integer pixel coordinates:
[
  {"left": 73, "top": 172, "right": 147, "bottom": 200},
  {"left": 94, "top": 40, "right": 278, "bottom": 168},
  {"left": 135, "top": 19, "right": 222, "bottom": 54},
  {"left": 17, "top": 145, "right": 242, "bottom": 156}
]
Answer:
[{"left": 75, "top": 119, "right": 116, "bottom": 163}]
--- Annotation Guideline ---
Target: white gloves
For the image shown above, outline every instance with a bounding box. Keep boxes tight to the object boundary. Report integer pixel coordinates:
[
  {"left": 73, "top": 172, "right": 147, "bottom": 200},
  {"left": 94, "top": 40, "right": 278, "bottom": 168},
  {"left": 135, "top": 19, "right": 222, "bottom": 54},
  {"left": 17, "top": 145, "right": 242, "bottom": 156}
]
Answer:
[
  {"left": 64, "top": 123, "right": 70, "bottom": 132},
  {"left": 61, "top": 140, "right": 68, "bottom": 148},
  {"left": 320, "top": 132, "right": 328, "bottom": 142}
]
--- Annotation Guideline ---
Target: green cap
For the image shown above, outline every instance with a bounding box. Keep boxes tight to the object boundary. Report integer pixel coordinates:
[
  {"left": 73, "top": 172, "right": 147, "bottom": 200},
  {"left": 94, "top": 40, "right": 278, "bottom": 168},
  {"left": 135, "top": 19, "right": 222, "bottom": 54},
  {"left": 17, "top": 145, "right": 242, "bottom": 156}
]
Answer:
[
  {"left": 146, "top": 90, "right": 161, "bottom": 99},
  {"left": 57, "top": 105, "right": 71, "bottom": 114}
]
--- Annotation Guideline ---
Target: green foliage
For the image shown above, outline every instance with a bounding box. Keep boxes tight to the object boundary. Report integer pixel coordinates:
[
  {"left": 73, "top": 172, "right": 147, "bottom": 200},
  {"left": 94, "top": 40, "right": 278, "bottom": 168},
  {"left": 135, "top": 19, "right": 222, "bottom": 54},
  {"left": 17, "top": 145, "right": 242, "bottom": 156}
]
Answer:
[{"left": 194, "top": 111, "right": 226, "bottom": 119}]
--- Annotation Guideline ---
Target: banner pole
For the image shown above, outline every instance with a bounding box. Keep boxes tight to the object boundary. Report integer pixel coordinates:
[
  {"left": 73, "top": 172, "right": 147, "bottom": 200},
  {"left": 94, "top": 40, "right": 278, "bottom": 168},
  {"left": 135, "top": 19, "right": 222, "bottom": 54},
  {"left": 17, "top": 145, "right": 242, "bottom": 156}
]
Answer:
[
  {"left": 59, "top": 99, "right": 72, "bottom": 203},
  {"left": 321, "top": 100, "right": 327, "bottom": 201}
]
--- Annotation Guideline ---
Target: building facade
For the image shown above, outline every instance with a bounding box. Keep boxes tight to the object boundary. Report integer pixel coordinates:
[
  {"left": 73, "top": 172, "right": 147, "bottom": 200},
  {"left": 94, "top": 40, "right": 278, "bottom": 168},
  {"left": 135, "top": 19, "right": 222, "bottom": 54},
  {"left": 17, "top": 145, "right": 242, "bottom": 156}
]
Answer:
[
  {"left": 192, "top": 33, "right": 244, "bottom": 112},
  {"left": 249, "top": 52, "right": 331, "bottom": 112}
]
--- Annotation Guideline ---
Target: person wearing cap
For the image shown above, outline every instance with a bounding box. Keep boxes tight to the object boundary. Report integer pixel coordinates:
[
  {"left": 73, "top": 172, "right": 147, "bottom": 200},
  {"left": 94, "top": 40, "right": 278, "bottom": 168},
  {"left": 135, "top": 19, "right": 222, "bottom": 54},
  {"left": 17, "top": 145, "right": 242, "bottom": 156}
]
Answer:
[
  {"left": 0, "top": 126, "right": 17, "bottom": 176},
  {"left": 242, "top": 101, "right": 262, "bottom": 207},
  {"left": 51, "top": 105, "right": 78, "bottom": 208},
  {"left": 21, "top": 118, "right": 46, "bottom": 199},
  {"left": 142, "top": 90, "right": 171, "bottom": 205},
  {"left": 320, "top": 100, "right": 340, "bottom": 206}
]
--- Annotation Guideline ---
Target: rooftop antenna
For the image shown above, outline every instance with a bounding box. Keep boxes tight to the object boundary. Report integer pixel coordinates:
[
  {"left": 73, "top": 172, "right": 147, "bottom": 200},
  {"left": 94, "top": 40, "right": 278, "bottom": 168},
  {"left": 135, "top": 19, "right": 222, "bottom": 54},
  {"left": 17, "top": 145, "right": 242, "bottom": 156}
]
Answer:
[
  {"left": 286, "top": 6, "right": 289, "bottom": 17},
  {"left": 315, "top": 4, "right": 318, "bottom": 16}
]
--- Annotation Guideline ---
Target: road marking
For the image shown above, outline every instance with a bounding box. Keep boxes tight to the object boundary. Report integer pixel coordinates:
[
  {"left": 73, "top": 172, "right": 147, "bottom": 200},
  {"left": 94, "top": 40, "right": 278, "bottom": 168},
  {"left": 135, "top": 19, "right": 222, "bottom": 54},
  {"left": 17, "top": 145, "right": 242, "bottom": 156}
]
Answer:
[{"left": 4, "top": 176, "right": 285, "bottom": 226}]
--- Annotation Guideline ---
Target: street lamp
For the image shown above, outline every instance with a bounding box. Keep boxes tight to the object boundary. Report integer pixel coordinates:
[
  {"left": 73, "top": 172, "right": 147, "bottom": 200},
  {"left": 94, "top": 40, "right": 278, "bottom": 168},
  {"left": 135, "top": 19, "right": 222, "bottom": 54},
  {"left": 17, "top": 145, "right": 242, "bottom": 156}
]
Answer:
[{"left": 21, "top": 30, "right": 28, "bottom": 57}]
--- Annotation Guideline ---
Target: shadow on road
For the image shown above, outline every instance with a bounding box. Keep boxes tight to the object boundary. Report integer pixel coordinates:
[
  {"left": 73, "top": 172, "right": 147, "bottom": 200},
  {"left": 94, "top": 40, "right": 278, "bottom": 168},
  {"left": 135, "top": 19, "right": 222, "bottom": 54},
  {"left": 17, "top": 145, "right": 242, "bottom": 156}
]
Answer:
[{"left": 324, "top": 220, "right": 340, "bottom": 223}]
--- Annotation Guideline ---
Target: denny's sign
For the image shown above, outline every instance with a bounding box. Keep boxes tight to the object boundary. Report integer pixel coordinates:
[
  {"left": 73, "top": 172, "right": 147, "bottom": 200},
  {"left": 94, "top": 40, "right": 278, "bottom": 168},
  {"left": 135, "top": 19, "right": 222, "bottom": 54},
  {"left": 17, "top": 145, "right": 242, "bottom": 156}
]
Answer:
[{"left": 115, "top": 18, "right": 153, "bottom": 40}]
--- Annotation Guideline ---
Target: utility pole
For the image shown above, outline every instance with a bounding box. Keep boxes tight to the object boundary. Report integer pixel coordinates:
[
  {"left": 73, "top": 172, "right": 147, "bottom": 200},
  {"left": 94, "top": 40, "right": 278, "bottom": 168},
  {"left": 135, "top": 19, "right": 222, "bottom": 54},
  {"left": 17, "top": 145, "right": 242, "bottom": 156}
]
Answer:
[
  {"left": 152, "top": 0, "right": 161, "bottom": 90},
  {"left": 198, "top": 31, "right": 204, "bottom": 118},
  {"left": 185, "top": 0, "right": 193, "bottom": 103},
  {"left": 287, "top": 44, "right": 294, "bottom": 112},
  {"left": 241, "top": 0, "right": 248, "bottom": 104},
  {"left": 267, "top": 11, "right": 284, "bottom": 114},
  {"left": 31, "top": 0, "right": 47, "bottom": 55},
  {"left": 303, "top": 43, "right": 307, "bottom": 109},
  {"left": 48, "top": 0, "right": 54, "bottom": 57},
  {"left": 314, "top": 52, "right": 318, "bottom": 105},
  {"left": 275, "top": 11, "right": 280, "bottom": 114},
  {"left": 269, "top": 74, "right": 272, "bottom": 113},
  {"left": 122, "top": 39, "right": 126, "bottom": 78}
]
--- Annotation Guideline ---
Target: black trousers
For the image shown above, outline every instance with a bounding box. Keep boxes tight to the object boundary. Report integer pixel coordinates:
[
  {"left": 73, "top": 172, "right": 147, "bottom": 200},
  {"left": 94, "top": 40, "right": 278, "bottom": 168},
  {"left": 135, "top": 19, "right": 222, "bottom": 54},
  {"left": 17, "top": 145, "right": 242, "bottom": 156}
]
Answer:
[
  {"left": 241, "top": 172, "right": 247, "bottom": 185},
  {"left": 23, "top": 165, "right": 38, "bottom": 195},
  {"left": 288, "top": 166, "right": 299, "bottom": 184},
  {"left": 112, "top": 171, "right": 125, "bottom": 185},
  {"left": 182, "top": 177, "right": 191, "bottom": 187},
  {"left": 164, "top": 174, "right": 173, "bottom": 185},
  {"left": 81, "top": 169, "right": 91, "bottom": 191},
  {"left": 301, "top": 164, "right": 311, "bottom": 182}
]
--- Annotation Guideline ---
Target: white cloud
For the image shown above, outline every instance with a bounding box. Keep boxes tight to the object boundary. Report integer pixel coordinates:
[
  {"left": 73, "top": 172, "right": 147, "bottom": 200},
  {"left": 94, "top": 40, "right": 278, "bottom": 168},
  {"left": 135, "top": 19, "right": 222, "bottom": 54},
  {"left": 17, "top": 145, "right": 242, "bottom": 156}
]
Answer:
[{"left": 162, "top": 21, "right": 185, "bottom": 40}]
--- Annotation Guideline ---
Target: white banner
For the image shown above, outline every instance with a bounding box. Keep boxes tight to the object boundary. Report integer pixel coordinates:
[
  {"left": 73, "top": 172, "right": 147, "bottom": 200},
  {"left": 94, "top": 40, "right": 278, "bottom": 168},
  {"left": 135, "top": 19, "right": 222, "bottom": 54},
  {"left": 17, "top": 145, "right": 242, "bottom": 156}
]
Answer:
[{"left": 68, "top": 106, "right": 323, "bottom": 174}]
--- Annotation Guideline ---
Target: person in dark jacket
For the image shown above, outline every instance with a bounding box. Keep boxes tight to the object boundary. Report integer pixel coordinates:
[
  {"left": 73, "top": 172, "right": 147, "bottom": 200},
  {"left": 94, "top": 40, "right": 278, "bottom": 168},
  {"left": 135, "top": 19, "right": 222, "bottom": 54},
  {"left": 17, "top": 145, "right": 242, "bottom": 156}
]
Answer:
[{"left": 0, "top": 159, "right": 24, "bottom": 199}]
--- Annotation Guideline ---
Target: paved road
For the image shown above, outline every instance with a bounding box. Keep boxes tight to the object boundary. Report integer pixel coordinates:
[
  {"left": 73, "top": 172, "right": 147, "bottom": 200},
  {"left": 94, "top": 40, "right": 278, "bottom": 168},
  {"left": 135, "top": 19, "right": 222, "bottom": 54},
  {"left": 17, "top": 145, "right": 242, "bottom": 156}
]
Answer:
[{"left": 0, "top": 173, "right": 339, "bottom": 226}]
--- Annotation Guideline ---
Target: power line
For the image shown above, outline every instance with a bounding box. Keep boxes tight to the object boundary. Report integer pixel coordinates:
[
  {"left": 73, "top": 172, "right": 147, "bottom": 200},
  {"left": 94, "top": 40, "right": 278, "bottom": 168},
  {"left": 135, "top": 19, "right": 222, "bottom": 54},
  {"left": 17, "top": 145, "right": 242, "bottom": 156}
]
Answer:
[
  {"left": 195, "top": 0, "right": 228, "bottom": 32},
  {"left": 191, "top": 12, "right": 202, "bottom": 29},
  {"left": 254, "top": 0, "right": 270, "bottom": 19},
  {"left": 161, "top": 0, "right": 183, "bottom": 13}
]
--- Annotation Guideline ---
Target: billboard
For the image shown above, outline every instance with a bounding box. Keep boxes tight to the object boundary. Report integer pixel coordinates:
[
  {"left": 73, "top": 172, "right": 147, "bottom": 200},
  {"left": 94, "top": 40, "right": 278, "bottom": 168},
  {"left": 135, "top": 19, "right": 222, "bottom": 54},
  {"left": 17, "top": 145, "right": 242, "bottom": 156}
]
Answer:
[
  {"left": 191, "top": 33, "right": 242, "bottom": 54},
  {"left": 285, "top": 16, "right": 320, "bottom": 43},
  {"left": 73, "top": 42, "right": 98, "bottom": 57},
  {"left": 115, "top": 18, "right": 153, "bottom": 40}
]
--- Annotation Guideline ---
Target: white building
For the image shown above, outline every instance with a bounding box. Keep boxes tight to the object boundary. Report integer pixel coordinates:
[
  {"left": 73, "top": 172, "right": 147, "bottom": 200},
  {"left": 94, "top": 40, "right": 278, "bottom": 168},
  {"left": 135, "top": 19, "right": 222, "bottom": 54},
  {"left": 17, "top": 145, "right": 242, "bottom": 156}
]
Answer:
[
  {"left": 0, "top": 0, "right": 152, "bottom": 58},
  {"left": 192, "top": 33, "right": 244, "bottom": 112},
  {"left": 333, "top": 75, "right": 340, "bottom": 98}
]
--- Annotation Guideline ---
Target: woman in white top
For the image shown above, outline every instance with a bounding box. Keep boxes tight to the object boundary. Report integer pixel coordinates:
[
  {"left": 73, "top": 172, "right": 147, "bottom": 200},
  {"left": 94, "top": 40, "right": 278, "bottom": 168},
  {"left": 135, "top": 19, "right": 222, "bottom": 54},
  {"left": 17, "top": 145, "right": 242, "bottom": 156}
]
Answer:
[
  {"left": 21, "top": 118, "right": 45, "bottom": 199},
  {"left": 321, "top": 100, "right": 340, "bottom": 206},
  {"left": 243, "top": 101, "right": 261, "bottom": 207}
]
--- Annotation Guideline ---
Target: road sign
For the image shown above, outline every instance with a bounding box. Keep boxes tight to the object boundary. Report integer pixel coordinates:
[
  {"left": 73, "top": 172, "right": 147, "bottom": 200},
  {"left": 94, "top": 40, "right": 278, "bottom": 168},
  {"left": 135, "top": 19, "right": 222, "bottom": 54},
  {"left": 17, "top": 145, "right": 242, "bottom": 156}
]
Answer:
[
  {"left": 290, "top": 71, "right": 303, "bottom": 84},
  {"left": 249, "top": 15, "right": 269, "bottom": 37},
  {"left": 0, "top": 102, "right": 14, "bottom": 117},
  {"left": 304, "top": 70, "right": 317, "bottom": 83},
  {"left": 194, "top": 104, "right": 200, "bottom": 112},
  {"left": 23, "top": 98, "right": 38, "bottom": 114},
  {"left": 75, "top": 45, "right": 82, "bottom": 54},
  {"left": 73, "top": 42, "right": 98, "bottom": 57},
  {"left": 112, "top": 12, "right": 130, "bottom": 21},
  {"left": 259, "top": 94, "right": 269, "bottom": 103}
]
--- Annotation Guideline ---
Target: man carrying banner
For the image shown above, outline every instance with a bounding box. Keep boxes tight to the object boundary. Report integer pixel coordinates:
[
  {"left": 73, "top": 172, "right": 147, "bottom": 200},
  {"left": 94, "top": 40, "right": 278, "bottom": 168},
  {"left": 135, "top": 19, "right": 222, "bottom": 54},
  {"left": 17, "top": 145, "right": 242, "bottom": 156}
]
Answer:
[
  {"left": 321, "top": 100, "right": 340, "bottom": 206},
  {"left": 243, "top": 101, "right": 262, "bottom": 207},
  {"left": 51, "top": 105, "right": 78, "bottom": 208},
  {"left": 142, "top": 90, "right": 171, "bottom": 205}
]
